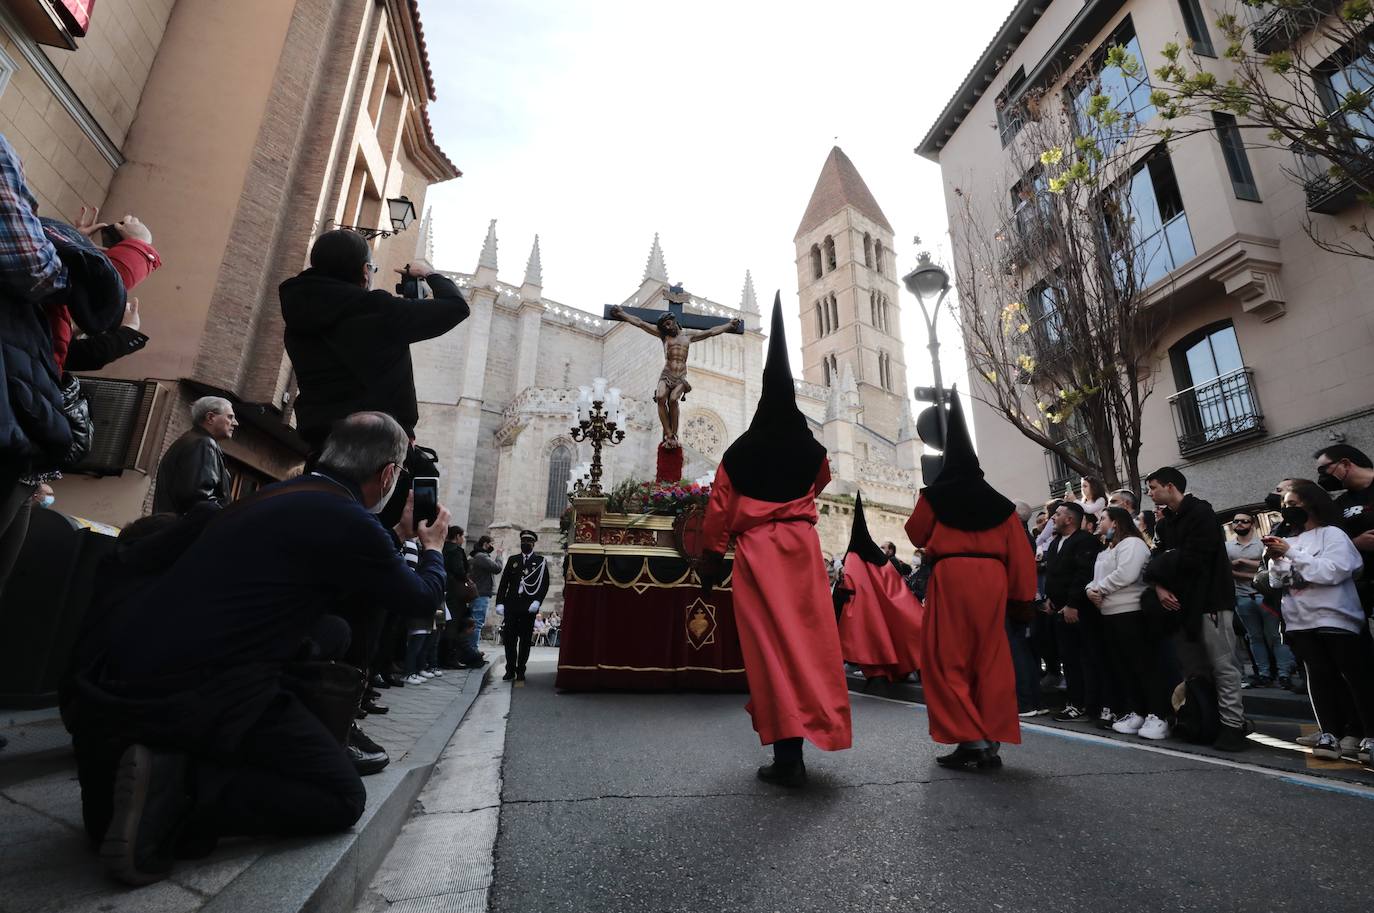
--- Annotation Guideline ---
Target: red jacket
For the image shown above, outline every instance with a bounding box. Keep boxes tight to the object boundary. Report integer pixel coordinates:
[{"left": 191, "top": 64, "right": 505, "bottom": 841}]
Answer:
[{"left": 49, "top": 237, "right": 160, "bottom": 371}]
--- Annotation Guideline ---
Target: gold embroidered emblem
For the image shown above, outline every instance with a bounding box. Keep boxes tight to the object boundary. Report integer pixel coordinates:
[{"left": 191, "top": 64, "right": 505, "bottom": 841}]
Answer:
[{"left": 685, "top": 598, "right": 717, "bottom": 650}]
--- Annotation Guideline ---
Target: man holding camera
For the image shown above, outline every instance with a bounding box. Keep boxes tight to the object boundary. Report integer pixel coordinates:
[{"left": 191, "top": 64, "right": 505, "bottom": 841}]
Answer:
[{"left": 280, "top": 229, "right": 469, "bottom": 526}]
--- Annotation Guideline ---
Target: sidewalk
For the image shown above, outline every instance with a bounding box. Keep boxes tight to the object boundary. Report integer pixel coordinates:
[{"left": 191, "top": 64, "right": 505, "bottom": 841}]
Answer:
[
  {"left": 846, "top": 670, "right": 1374, "bottom": 786},
  {"left": 0, "top": 663, "right": 490, "bottom": 913}
]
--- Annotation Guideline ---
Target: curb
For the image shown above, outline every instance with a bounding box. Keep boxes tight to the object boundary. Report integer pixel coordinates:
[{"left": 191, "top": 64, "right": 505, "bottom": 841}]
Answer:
[
  {"left": 200, "top": 665, "right": 492, "bottom": 913},
  {"left": 844, "top": 672, "right": 1316, "bottom": 721}
]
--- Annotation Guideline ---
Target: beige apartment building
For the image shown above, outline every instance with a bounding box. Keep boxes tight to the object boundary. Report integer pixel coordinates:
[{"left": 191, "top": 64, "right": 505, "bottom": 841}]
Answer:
[
  {"left": 919, "top": 0, "right": 1374, "bottom": 513},
  {"left": 0, "top": 0, "right": 458, "bottom": 525}
]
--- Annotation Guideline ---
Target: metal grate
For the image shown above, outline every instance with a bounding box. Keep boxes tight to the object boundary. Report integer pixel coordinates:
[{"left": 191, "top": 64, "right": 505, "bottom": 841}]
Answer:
[
  {"left": 69, "top": 377, "right": 155, "bottom": 475},
  {"left": 1168, "top": 367, "right": 1265, "bottom": 456}
]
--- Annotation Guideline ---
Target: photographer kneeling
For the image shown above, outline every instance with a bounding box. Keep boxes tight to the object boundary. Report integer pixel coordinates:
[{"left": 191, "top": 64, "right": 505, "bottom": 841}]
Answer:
[{"left": 70, "top": 412, "right": 448, "bottom": 886}]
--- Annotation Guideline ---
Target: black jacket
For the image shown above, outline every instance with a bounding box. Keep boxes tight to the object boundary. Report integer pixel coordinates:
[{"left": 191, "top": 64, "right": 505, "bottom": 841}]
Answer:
[
  {"left": 443, "top": 542, "right": 471, "bottom": 619},
  {"left": 495, "top": 552, "right": 551, "bottom": 619},
  {"left": 151, "top": 427, "right": 229, "bottom": 515},
  {"left": 67, "top": 326, "right": 148, "bottom": 373},
  {"left": 1043, "top": 529, "right": 1102, "bottom": 613},
  {"left": 279, "top": 270, "right": 468, "bottom": 445},
  {"left": 1153, "top": 494, "right": 1232, "bottom": 616}
]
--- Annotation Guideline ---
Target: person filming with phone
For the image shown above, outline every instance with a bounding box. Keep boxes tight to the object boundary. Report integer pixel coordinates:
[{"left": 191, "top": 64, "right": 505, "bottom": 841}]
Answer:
[{"left": 280, "top": 229, "right": 468, "bottom": 526}]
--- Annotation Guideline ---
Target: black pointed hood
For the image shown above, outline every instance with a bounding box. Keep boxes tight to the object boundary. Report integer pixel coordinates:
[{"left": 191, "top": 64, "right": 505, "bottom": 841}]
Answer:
[
  {"left": 919, "top": 394, "right": 1015, "bottom": 531},
  {"left": 845, "top": 492, "right": 888, "bottom": 566},
  {"left": 720, "top": 294, "right": 828, "bottom": 502}
]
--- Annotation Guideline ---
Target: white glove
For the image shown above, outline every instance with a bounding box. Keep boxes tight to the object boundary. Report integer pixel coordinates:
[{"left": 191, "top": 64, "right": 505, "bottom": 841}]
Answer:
[
  {"left": 528, "top": 601, "right": 541, "bottom": 615},
  {"left": 495, "top": 604, "right": 505, "bottom": 616}
]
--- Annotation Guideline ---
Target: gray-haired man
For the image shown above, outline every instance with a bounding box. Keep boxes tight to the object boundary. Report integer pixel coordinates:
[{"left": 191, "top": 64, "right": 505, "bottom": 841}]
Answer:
[{"left": 152, "top": 396, "right": 237, "bottom": 514}]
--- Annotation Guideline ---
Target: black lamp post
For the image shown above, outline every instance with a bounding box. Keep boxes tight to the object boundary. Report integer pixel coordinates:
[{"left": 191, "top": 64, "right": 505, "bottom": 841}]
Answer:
[
  {"left": 336, "top": 196, "right": 417, "bottom": 240},
  {"left": 902, "top": 251, "right": 952, "bottom": 441}
]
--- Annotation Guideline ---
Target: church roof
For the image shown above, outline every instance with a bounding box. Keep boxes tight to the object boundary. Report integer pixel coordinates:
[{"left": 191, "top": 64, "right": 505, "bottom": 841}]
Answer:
[{"left": 794, "top": 146, "right": 893, "bottom": 241}]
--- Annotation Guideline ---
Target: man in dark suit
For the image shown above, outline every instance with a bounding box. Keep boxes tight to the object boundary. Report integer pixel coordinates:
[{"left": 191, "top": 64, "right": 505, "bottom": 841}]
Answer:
[
  {"left": 1042, "top": 501, "right": 1104, "bottom": 723},
  {"left": 495, "top": 529, "right": 550, "bottom": 682}
]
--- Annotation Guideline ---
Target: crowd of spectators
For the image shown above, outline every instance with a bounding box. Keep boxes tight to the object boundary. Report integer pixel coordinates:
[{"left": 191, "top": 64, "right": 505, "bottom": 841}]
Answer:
[{"left": 1012, "top": 445, "right": 1374, "bottom": 765}]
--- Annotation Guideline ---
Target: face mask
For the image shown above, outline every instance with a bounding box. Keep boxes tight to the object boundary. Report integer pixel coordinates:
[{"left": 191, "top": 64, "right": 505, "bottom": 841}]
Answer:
[
  {"left": 369, "top": 466, "right": 399, "bottom": 515},
  {"left": 1318, "top": 470, "right": 1344, "bottom": 492},
  {"left": 39, "top": 495, "right": 55, "bottom": 509},
  {"left": 1281, "top": 506, "right": 1309, "bottom": 529},
  {"left": 1264, "top": 492, "right": 1283, "bottom": 511},
  {"left": 520, "top": 542, "right": 533, "bottom": 555}
]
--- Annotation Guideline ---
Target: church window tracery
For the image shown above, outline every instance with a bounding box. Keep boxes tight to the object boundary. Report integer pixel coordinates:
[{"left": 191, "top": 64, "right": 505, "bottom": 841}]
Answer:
[{"left": 545, "top": 443, "right": 572, "bottom": 518}]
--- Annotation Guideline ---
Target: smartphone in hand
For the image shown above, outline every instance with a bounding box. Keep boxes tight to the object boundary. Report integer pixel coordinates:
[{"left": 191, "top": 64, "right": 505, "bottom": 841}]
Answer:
[{"left": 412, "top": 477, "right": 439, "bottom": 527}]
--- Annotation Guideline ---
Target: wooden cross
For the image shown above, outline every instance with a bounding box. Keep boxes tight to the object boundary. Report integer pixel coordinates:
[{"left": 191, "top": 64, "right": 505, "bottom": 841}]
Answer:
[{"left": 603, "top": 283, "right": 744, "bottom": 333}]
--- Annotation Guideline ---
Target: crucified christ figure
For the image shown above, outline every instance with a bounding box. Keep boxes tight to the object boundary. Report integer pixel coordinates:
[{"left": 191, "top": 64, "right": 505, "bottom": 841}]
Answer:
[{"left": 609, "top": 306, "right": 743, "bottom": 450}]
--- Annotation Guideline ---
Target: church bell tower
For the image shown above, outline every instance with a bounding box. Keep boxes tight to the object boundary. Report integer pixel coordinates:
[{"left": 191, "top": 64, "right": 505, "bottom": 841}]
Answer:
[{"left": 793, "top": 146, "right": 908, "bottom": 442}]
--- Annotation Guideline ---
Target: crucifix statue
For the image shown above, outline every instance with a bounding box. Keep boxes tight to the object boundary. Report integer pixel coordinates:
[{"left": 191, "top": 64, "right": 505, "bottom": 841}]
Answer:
[{"left": 606, "top": 284, "right": 744, "bottom": 450}]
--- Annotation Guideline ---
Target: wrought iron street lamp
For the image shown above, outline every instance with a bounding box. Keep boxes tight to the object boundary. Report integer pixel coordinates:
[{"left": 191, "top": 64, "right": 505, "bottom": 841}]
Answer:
[
  {"left": 336, "top": 195, "right": 418, "bottom": 240},
  {"left": 902, "top": 251, "right": 952, "bottom": 442}
]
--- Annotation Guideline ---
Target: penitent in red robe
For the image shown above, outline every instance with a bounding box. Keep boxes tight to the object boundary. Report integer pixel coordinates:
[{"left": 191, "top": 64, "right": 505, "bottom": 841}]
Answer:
[
  {"left": 905, "top": 497, "right": 1036, "bottom": 745},
  {"left": 838, "top": 554, "right": 924, "bottom": 681},
  {"left": 702, "top": 460, "right": 852, "bottom": 751}
]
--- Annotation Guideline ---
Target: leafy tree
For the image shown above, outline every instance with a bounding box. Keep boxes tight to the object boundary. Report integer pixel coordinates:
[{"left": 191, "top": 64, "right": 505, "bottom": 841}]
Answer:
[{"left": 950, "top": 53, "right": 1172, "bottom": 496}]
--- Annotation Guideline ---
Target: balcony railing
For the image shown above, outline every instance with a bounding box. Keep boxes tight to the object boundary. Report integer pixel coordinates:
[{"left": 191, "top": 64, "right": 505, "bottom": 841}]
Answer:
[
  {"left": 1293, "top": 142, "right": 1374, "bottom": 214},
  {"left": 1043, "top": 431, "right": 1094, "bottom": 498},
  {"left": 1252, "top": 0, "right": 1337, "bottom": 54},
  {"left": 1168, "top": 367, "right": 1265, "bottom": 456}
]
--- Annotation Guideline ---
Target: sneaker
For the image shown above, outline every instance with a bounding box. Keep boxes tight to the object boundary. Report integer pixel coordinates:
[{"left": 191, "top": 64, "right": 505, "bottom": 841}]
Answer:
[
  {"left": 1340, "top": 735, "right": 1360, "bottom": 756},
  {"left": 1052, "top": 705, "right": 1086, "bottom": 723},
  {"left": 1112, "top": 712, "right": 1146, "bottom": 735},
  {"left": 1312, "top": 732, "right": 1342, "bottom": 760},
  {"left": 419, "top": 670, "right": 436, "bottom": 679},
  {"left": 404, "top": 673, "right": 426, "bottom": 685},
  {"left": 1095, "top": 707, "right": 1117, "bottom": 730},
  {"left": 1295, "top": 731, "right": 1322, "bottom": 747},
  {"left": 100, "top": 745, "right": 190, "bottom": 886},
  {"left": 1277, "top": 676, "right": 1292, "bottom": 691},
  {"left": 1137, "top": 714, "right": 1170, "bottom": 740},
  {"left": 429, "top": 668, "right": 444, "bottom": 677},
  {"left": 1359, "top": 738, "right": 1374, "bottom": 764}
]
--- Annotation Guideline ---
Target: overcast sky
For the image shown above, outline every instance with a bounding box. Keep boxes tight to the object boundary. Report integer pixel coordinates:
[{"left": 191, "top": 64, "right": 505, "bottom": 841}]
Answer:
[{"left": 416, "top": 0, "right": 1016, "bottom": 395}]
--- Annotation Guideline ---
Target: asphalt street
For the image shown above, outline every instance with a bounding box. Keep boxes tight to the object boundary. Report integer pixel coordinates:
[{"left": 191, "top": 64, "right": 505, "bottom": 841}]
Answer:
[{"left": 490, "top": 659, "right": 1374, "bottom": 913}]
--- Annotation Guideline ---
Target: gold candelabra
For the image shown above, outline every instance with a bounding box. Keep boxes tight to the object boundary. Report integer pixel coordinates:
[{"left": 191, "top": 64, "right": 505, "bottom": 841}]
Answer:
[{"left": 569, "top": 396, "right": 624, "bottom": 498}]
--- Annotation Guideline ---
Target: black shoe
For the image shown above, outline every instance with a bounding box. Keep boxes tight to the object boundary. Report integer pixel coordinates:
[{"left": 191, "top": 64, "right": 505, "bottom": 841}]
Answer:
[
  {"left": 463, "top": 658, "right": 490, "bottom": 669},
  {"left": 362, "top": 698, "right": 389, "bottom": 715},
  {"left": 384, "top": 673, "right": 407, "bottom": 688},
  {"left": 100, "top": 744, "right": 190, "bottom": 885},
  {"left": 1213, "top": 724, "right": 1250, "bottom": 752},
  {"left": 935, "top": 745, "right": 1002, "bottom": 770},
  {"left": 355, "top": 706, "right": 368, "bottom": 719},
  {"left": 756, "top": 761, "right": 807, "bottom": 787},
  {"left": 1052, "top": 705, "right": 1086, "bottom": 723},
  {"left": 371, "top": 673, "right": 391, "bottom": 690},
  {"left": 1277, "top": 676, "right": 1292, "bottom": 691},
  {"left": 502, "top": 669, "right": 516, "bottom": 681},
  {"left": 515, "top": 671, "right": 526, "bottom": 682},
  {"left": 348, "top": 724, "right": 389, "bottom": 775}
]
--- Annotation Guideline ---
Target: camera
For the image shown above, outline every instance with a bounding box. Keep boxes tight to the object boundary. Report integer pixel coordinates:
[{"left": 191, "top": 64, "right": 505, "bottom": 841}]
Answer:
[{"left": 396, "top": 275, "right": 421, "bottom": 298}]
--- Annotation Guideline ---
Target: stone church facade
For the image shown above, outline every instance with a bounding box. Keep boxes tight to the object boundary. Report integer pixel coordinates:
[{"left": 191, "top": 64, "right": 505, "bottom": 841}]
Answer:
[{"left": 412, "top": 147, "right": 922, "bottom": 586}]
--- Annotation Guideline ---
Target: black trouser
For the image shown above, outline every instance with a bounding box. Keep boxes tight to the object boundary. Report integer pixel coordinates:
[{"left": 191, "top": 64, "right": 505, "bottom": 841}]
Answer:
[
  {"left": 1055, "top": 608, "right": 1110, "bottom": 712},
  {"left": 0, "top": 478, "right": 35, "bottom": 600},
  {"left": 1103, "top": 611, "right": 1171, "bottom": 720},
  {"left": 504, "top": 611, "right": 535, "bottom": 673},
  {"left": 189, "top": 691, "right": 365, "bottom": 838},
  {"left": 1287, "top": 628, "right": 1374, "bottom": 739}
]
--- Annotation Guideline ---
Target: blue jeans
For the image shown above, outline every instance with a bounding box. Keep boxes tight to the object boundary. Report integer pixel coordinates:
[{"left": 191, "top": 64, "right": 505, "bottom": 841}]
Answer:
[
  {"left": 1007, "top": 619, "right": 1042, "bottom": 711},
  {"left": 469, "top": 596, "right": 490, "bottom": 655},
  {"left": 1235, "top": 593, "right": 1295, "bottom": 679}
]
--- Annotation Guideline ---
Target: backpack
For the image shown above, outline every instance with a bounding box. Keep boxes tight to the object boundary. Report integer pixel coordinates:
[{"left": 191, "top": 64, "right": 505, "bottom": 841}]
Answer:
[{"left": 1172, "top": 675, "right": 1220, "bottom": 744}]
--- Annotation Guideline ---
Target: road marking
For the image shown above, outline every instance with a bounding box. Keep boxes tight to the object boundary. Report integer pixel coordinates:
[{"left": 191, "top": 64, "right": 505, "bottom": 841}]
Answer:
[{"left": 849, "top": 689, "right": 1374, "bottom": 799}]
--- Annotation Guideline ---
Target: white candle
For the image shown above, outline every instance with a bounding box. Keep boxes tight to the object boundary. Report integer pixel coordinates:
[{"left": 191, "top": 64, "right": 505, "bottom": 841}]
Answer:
[
  {"left": 592, "top": 377, "right": 607, "bottom": 402},
  {"left": 607, "top": 387, "right": 621, "bottom": 413}
]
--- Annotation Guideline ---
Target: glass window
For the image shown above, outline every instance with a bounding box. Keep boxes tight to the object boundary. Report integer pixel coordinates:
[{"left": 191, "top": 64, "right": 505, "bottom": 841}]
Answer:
[
  {"left": 1212, "top": 113, "right": 1260, "bottom": 201},
  {"left": 1117, "top": 151, "right": 1195, "bottom": 287},
  {"left": 1178, "top": 0, "right": 1215, "bottom": 56},
  {"left": 1028, "top": 276, "right": 1065, "bottom": 346},
  {"left": 1171, "top": 322, "right": 1258, "bottom": 446},
  {"left": 545, "top": 445, "right": 571, "bottom": 518},
  {"left": 1072, "top": 21, "right": 1155, "bottom": 147},
  {"left": 1319, "top": 49, "right": 1374, "bottom": 152}
]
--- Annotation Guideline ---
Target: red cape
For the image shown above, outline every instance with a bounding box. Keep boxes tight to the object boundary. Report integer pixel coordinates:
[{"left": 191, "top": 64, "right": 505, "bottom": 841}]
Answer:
[
  {"left": 838, "top": 553, "right": 924, "bottom": 681},
  {"left": 905, "top": 497, "right": 1036, "bottom": 744},
  {"left": 702, "top": 461, "right": 852, "bottom": 751}
]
